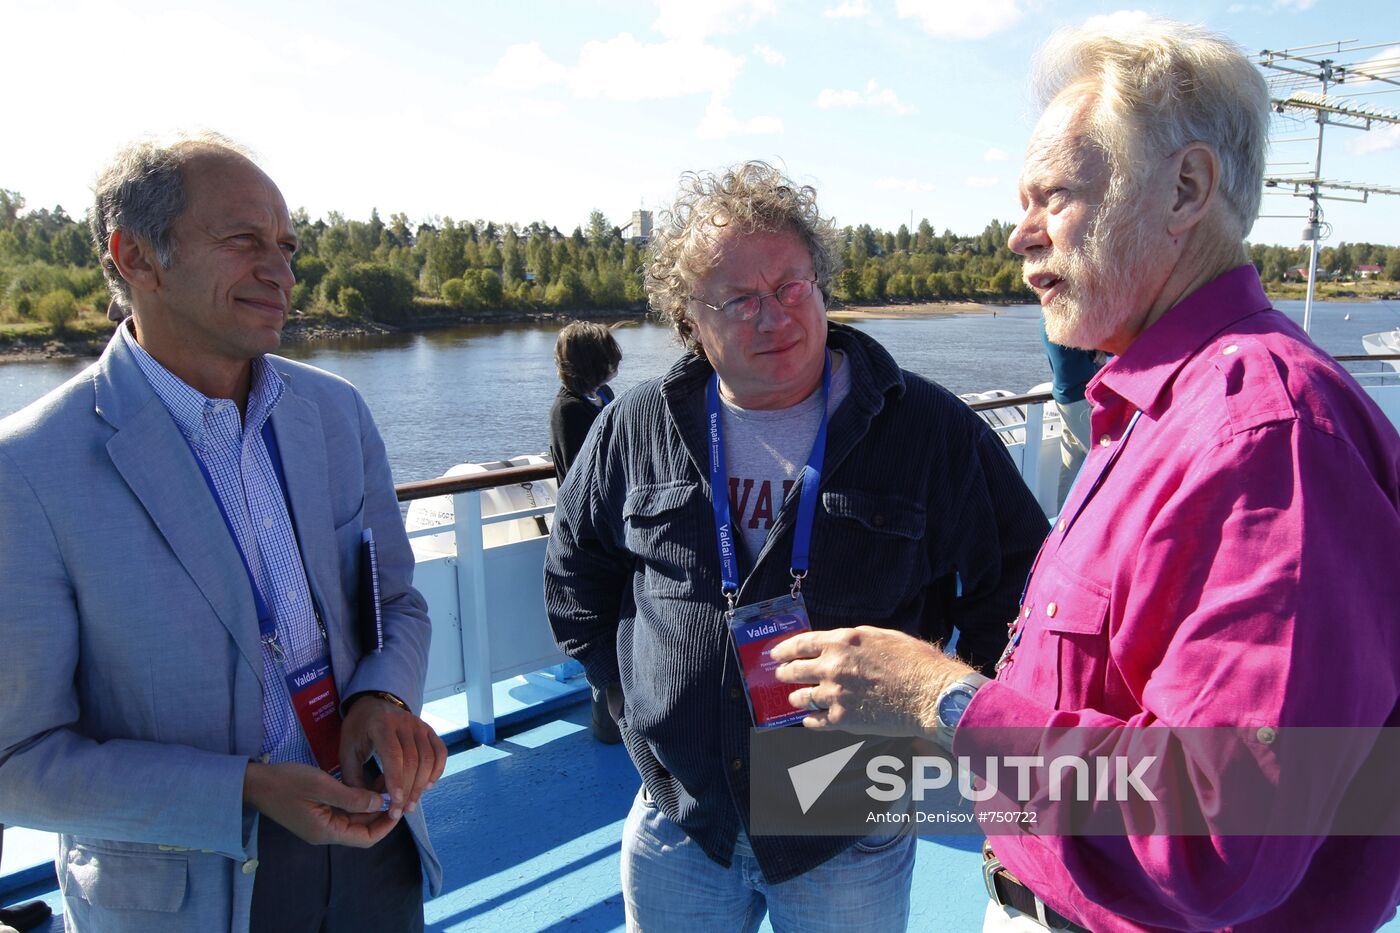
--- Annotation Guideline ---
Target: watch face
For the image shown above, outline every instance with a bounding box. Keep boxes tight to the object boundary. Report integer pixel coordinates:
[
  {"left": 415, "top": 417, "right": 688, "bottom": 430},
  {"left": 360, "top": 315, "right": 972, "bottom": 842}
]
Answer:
[{"left": 938, "top": 686, "right": 973, "bottom": 728}]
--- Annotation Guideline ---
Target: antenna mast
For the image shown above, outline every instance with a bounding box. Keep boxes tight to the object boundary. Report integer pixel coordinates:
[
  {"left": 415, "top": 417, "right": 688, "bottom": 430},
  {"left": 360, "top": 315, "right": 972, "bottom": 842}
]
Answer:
[{"left": 1255, "top": 39, "right": 1400, "bottom": 333}]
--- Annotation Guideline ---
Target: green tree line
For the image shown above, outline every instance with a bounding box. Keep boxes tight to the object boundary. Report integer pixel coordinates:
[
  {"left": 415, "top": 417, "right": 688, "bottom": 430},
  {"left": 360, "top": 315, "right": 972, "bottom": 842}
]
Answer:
[{"left": 4, "top": 186, "right": 1398, "bottom": 337}]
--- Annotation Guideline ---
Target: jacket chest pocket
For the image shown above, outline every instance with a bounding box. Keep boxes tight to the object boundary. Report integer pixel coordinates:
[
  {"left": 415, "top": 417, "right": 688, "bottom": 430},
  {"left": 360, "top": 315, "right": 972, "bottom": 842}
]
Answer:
[
  {"left": 623, "top": 481, "right": 708, "bottom": 598},
  {"left": 1023, "top": 564, "right": 1112, "bottom": 711},
  {"left": 803, "top": 489, "right": 927, "bottom": 619}
]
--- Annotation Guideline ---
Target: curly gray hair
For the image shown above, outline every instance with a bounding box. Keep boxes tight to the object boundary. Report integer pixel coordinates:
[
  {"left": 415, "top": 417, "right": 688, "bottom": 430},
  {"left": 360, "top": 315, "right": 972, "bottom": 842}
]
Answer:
[
  {"left": 90, "top": 131, "right": 251, "bottom": 315},
  {"left": 645, "top": 161, "right": 843, "bottom": 353}
]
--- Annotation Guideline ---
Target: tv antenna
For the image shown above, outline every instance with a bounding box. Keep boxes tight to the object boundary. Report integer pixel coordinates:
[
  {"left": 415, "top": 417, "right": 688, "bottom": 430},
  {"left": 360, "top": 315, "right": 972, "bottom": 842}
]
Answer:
[{"left": 1255, "top": 39, "right": 1400, "bottom": 333}]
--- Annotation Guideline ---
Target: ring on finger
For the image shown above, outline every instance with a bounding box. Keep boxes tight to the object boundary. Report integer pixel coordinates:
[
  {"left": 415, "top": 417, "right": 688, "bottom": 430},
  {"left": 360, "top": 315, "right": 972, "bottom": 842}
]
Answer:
[{"left": 805, "top": 688, "right": 824, "bottom": 712}]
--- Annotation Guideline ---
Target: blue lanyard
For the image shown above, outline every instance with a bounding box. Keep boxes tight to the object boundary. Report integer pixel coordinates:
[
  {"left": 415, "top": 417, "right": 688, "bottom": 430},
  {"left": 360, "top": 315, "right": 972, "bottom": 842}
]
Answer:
[
  {"left": 706, "top": 352, "right": 831, "bottom": 611},
  {"left": 186, "top": 420, "right": 294, "bottom": 656},
  {"left": 598, "top": 385, "right": 615, "bottom": 406}
]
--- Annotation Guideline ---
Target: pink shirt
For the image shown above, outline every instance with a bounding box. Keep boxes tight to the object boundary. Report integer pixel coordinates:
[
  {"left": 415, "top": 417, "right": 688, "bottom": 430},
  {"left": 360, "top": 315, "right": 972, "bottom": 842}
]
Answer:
[{"left": 960, "top": 266, "right": 1400, "bottom": 931}]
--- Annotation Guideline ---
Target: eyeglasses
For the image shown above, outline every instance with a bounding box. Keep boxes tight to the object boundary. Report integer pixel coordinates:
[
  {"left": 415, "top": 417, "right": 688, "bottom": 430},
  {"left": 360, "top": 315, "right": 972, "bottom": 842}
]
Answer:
[{"left": 689, "top": 278, "right": 818, "bottom": 322}]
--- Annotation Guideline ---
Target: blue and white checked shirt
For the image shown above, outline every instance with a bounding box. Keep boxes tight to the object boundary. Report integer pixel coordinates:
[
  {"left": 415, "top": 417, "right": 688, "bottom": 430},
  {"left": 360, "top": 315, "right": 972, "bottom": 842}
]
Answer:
[{"left": 122, "top": 324, "right": 321, "bottom": 767}]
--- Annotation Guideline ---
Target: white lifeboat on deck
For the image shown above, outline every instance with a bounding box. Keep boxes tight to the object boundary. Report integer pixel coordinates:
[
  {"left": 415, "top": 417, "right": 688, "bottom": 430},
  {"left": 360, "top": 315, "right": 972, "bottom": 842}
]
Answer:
[{"left": 405, "top": 455, "right": 558, "bottom": 557}]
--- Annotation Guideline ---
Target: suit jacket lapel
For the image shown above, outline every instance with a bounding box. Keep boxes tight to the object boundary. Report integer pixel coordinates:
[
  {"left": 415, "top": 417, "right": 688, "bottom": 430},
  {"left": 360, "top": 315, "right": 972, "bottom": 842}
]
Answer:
[
  {"left": 267, "top": 384, "right": 343, "bottom": 655},
  {"left": 96, "top": 334, "right": 264, "bottom": 674}
]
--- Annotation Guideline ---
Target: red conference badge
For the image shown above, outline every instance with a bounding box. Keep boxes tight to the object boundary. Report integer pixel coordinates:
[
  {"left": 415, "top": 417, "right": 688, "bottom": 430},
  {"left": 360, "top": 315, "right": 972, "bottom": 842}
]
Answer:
[
  {"left": 285, "top": 657, "right": 344, "bottom": 779},
  {"left": 729, "top": 593, "right": 814, "bottom": 729}
]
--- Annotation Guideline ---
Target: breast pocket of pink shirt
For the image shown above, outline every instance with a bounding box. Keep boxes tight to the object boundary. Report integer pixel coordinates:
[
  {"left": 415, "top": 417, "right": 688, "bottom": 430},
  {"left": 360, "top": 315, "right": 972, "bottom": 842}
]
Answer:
[{"left": 1029, "top": 562, "right": 1113, "bottom": 711}]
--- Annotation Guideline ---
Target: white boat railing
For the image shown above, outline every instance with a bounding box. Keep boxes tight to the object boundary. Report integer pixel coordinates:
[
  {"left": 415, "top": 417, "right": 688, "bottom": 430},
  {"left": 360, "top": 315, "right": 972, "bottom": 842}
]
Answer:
[
  {"left": 396, "top": 354, "right": 1400, "bottom": 746},
  {"left": 398, "top": 465, "right": 565, "bottom": 745}
]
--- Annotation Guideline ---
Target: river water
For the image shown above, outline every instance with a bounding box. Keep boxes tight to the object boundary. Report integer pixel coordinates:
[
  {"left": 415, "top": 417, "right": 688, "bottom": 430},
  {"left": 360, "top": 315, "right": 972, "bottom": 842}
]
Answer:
[{"left": 2, "top": 299, "right": 1397, "bottom": 484}]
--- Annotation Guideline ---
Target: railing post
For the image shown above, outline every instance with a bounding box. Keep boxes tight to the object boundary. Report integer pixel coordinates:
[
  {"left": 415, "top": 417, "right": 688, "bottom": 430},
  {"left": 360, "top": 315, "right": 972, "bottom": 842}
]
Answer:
[
  {"left": 452, "top": 489, "right": 496, "bottom": 745},
  {"left": 1022, "top": 401, "right": 1044, "bottom": 491}
]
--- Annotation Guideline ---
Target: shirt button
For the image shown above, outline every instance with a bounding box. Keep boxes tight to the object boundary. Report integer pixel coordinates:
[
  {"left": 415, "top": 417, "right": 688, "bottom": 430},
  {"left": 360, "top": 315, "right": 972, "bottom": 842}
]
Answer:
[
  {"left": 1045, "top": 601, "right": 1058, "bottom": 618},
  {"left": 242, "top": 858, "right": 259, "bottom": 874},
  {"left": 263, "top": 516, "right": 274, "bottom": 529},
  {"left": 1057, "top": 519, "right": 1067, "bottom": 533},
  {"left": 1223, "top": 344, "right": 1239, "bottom": 355},
  {"left": 1022, "top": 606, "right": 1030, "bottom": 619},
  {"left": 259, "top": 753, "right": 271, "bottom": 764},
  {"left": 872, "top": 513, "right": 886, "bottom": 528},
  {"left": 730, "top": 687, "right": 743, "bottom": 701},
  {"left": 1256, "top": 726, "right": 1277, "bottom": 745},
  {"left": 731, "top": 758, "right": 744, "bottom": 772},
  {"left": 1099, "top": 435, "right": 1112, "bottom": 448}
]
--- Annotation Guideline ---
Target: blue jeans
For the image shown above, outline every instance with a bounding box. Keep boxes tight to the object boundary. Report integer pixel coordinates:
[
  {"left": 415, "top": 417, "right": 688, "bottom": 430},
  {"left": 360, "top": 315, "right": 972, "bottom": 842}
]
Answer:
[{"left": 621, "top": 789, "right": 915, "bottom": 933}]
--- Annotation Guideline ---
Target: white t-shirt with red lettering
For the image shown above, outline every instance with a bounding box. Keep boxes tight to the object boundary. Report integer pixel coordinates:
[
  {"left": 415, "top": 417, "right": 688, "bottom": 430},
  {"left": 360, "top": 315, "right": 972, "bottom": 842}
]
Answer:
[{"left": 718, "top": 352, "right": 852, "bottom": 568}]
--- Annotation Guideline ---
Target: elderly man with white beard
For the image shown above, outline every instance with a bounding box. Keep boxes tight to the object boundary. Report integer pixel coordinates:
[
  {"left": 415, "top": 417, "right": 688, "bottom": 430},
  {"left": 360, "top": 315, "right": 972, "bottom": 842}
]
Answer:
[{"left": 772, "top": 15, "right": 1400, "bottom": 933}]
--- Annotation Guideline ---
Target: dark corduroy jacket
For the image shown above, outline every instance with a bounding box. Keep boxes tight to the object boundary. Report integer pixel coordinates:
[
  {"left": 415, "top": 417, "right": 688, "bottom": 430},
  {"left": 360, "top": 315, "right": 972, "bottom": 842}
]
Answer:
[{"left": 544, "top": 322, "right": 1048, "bottom": 882}]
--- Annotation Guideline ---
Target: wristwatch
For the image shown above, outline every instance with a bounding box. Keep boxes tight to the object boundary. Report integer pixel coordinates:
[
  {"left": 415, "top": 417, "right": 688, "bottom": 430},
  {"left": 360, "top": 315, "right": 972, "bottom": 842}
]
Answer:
[{"left": 933, "top": 672, "right": 990, "bottom": 748}]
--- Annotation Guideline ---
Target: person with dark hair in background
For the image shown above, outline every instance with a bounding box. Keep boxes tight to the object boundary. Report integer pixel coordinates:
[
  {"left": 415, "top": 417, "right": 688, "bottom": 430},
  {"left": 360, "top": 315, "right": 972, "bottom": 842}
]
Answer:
[
  {"left": 549, "top": 320, "right": 624, "bottom": 744},
  {"left": 549, "top": 321, "right": 623, "bottom": 486}
]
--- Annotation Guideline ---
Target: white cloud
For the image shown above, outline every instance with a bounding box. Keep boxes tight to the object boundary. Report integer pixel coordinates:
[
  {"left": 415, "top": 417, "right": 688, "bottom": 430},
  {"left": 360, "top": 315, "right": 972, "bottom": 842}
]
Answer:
[
  {"left": 1351, "top": 46, "right": 1400, "bottom": 85},
  {"left": 823, "top": 0, "right": 871, "bottom": 18},
  {"left": 571, "top": 33, "right": 744, "bottom": 100},
  {"left": 1227, "top": 0, "right": 1311, "bottom": 11},
  {"left": 815, "top": 79, "right": 915, "bottom": 115},
  {"left": 489, "top": 41, "right": 568, "bottom": 90},
  {"left": 895, "top": 0, "right": 1022, "bottom": 39},
  {"left": 874, "top": 177, "right": 935, "bottom": 193},
  {"left": 754, "top": 43, "right": 787, "bottom": 66},
  {"left": 964, "top": 175, "right": 1000, "bottom": 188},
  {"left": 453, "top": 98, "right": 567, "bottom": 131},
  {"left": 1347, "top": 124, "right": 1400, "bottom": 156},
  {"left": 1080, "top": 9, "right": 1154, "bottom": 32},
  {"left": 983, "top": 146, "right": 1009, "bottom": 162},
  {"left": 487, "top": 33, "right": 745, "bottom": 102},
  {"left": 485, "top": 30, "right": 773, "bottom": 141},
  {"left": 696, "top": 98, "right": 785, "bottom": 139},
  {"left": 653, "top": 0, "right": 778, "bottom": 40}
]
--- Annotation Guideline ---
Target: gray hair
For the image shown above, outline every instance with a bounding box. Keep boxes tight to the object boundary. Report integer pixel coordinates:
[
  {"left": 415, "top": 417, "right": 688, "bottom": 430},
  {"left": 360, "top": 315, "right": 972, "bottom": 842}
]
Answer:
[
  {"left": 90, "top": 131, "right": 252, "bottom": 314},
  {"left": 645, "top": 161, "right": 842, "bottom": 353},
  {"left": 1031, "top": 15, "right": 1270, "bottom": 240}
]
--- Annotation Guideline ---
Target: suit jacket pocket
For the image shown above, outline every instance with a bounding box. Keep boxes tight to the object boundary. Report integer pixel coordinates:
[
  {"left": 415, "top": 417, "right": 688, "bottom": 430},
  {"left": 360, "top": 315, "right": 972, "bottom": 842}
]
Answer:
[{"left": 63, "top": 840, "right": 188, "bottom": 912}]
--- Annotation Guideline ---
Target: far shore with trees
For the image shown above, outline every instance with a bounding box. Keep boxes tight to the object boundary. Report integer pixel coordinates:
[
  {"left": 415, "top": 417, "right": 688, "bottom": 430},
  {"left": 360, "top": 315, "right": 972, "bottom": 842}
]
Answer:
[{"left": 2, "top": 187, "right": 1396, "bottom": 360}]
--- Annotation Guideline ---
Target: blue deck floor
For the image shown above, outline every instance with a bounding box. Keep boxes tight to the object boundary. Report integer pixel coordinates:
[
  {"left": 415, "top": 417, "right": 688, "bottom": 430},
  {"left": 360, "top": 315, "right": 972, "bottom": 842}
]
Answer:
[
  {"left": 0, "top": 697, "right": 991, "bottom": 932},
  {"left": 5, "top": 697, "right": 1400, "bottom": 931}
]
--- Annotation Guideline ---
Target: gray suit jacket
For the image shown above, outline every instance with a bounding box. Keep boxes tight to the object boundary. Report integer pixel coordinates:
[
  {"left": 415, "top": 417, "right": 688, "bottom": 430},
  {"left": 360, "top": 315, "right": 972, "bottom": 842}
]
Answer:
[{"left": 0, "top": 329, "right": 441, "bottom": 931}]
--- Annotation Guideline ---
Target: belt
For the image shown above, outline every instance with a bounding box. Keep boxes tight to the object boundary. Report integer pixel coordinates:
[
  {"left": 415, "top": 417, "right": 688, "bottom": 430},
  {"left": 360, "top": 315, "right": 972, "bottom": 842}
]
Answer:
[{"left": 983, "top": 843, "right": 1090, "bottom": 933}]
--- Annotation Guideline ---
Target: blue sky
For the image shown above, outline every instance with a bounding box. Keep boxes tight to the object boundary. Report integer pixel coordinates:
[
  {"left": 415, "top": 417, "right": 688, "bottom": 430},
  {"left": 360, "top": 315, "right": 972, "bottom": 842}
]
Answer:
[{"left": 4, "top": 0, "right": 1397, "bottom": 247}]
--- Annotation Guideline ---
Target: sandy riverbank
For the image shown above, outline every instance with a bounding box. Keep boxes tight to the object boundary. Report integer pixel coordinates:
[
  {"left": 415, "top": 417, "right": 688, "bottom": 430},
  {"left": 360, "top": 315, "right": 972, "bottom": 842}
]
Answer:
[{"left": 829, "top": 301, "right": 1005, "bottom": 320}]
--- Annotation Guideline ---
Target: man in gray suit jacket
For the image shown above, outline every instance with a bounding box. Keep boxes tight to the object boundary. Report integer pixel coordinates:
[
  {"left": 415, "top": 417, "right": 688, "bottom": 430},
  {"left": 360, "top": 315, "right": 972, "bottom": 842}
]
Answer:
[{"left": 0, "top": 134, "right": 445, "bottom": 931}]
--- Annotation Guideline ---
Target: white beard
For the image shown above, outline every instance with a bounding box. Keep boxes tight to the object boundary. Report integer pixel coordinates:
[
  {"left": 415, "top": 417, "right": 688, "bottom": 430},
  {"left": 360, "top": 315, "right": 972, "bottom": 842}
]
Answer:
[{"left": 1041, "top": 195, "right": 1155, "bottom": 351}]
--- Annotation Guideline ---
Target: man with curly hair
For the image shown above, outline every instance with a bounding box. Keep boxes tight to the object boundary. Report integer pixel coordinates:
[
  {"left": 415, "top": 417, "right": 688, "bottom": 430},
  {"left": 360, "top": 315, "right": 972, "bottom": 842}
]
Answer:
[{"left": 544, "top": 162, "right": 1048, "bottom": 931}]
